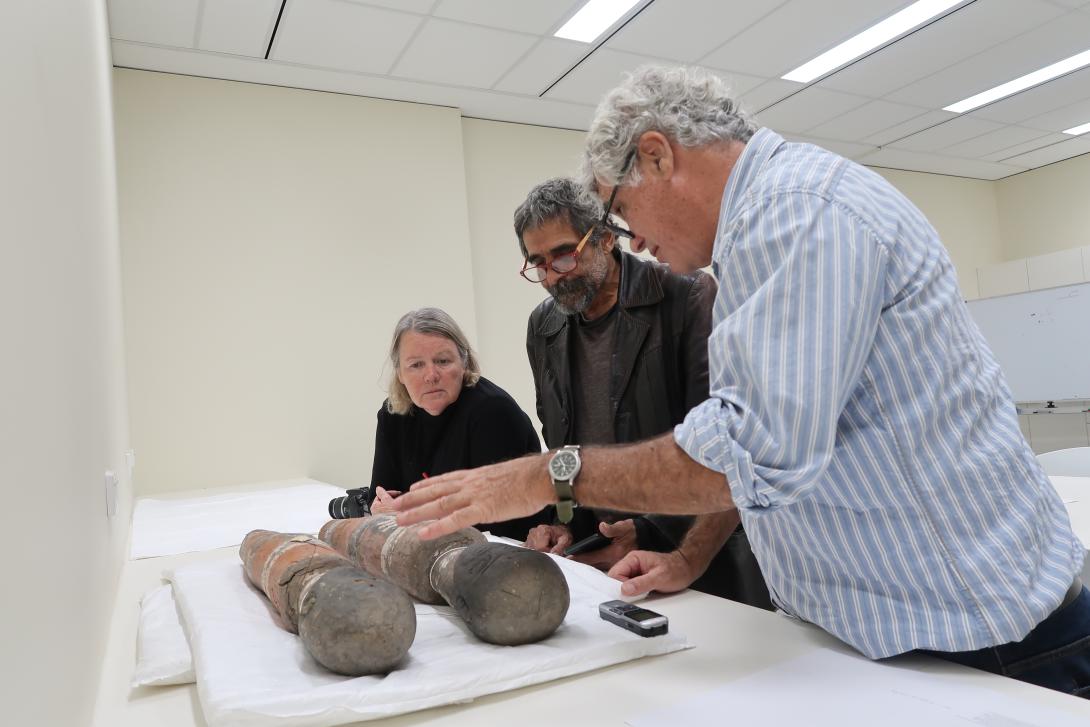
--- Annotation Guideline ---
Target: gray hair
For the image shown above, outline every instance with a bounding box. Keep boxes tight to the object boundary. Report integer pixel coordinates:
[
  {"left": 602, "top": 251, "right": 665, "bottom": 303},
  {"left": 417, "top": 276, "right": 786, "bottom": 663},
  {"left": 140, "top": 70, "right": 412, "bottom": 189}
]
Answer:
[
  {"left": 386, "top": 307, "right": 481, "bottom": 415},
  {"left": 513, "top": 177, "right": 605, "bottom": 258},
  {"left": 582, "top": 65, "right": 757, "bottom": 191}
]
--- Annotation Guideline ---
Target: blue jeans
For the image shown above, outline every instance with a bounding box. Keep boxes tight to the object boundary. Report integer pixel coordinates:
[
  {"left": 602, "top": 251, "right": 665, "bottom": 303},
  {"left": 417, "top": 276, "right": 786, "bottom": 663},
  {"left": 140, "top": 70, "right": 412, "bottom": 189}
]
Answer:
[{"left": 923, "top": 585, "right": 1090, "bottom": 698}]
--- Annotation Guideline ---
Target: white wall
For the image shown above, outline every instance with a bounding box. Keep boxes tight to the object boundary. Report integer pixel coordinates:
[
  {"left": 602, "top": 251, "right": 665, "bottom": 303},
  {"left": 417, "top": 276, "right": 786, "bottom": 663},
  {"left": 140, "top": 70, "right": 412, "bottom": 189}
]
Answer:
[
  {"left": 995, "top": 152, "right": 1090, "bottom": 261},
  {"left": 114, "top": 67, "right": 1090, "bottom": 494},
  {"left": 114, "top": 70, "right": 478, "bottom": 494},
  {"left": 461, "top": 118, "right": 586, "bottom": 435},
  {"left": 872, "top": 167, "right": 1005, "bottom": 300},
  {"left": 0, "top": 1, "right": 131, "bottom": 725}
]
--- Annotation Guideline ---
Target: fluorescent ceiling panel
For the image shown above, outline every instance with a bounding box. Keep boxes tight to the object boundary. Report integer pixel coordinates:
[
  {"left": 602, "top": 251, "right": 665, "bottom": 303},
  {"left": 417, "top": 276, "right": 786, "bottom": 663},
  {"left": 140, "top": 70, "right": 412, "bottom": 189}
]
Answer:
[
  {"left": 1063, "top": 121, "right": 1090, "bottom": 135},
  {"left": 555, "top": 0, "right": 641, "bottom": 43},
  {"left": 782, "top": 0, "right": 963, "bottom": 83},
  {"left": 945, "top": 48, "right": 1090, "bottom": 113}
]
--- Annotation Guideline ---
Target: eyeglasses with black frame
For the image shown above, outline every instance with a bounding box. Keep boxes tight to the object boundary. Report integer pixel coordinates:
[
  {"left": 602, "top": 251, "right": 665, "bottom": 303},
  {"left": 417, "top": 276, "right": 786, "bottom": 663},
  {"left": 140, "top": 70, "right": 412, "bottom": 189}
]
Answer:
[
  {"left": 518, "top": 149, "right": 637, "bottom": 284},
  {"left": 599, "top": 148, "right": 637, "bottom": 239}
]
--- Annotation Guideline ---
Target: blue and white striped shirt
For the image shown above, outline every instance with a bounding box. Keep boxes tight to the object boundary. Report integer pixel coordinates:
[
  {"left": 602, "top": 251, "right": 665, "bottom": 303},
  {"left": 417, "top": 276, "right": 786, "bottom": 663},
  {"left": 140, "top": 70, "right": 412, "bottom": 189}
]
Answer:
[{"left": 675, "top": 128, "right": 1084, "bottom": 659}]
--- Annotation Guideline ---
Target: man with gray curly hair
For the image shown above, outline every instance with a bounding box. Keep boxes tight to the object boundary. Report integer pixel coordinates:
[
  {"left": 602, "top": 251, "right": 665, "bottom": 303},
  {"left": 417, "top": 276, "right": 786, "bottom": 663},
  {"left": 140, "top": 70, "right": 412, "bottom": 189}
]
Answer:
[{"left": 396, "top": 66, "right": 1089, "bottom": 695}]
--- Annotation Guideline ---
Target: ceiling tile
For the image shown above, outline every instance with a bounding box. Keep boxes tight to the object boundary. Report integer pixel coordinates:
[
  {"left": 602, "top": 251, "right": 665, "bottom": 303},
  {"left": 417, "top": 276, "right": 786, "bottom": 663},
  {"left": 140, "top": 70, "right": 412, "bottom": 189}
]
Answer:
[
  {"left": 272, "top": 0, "right": 423, "bottom": 74},
  {"left": 886, "top": 10, "right": 1090, "bottom": 109},
  {"left": 782, "top": 134, "right": 878, "bottom": 161},
  {"left": 889, "top": 116, "right": 1005, "bottom": 152},
  {"left": 1023, "top": 95, "right": 1090, "bottom": 133},
  {"left": 432, "top": 0, "right": 578, "bottom": 35},
  {"left": 982, "top": 132, "right": 1070, "bottom": 161},
  {"left": 107, "top": 0, "right": 201, "bottom": 47},
  {"left": 493, "top": 38, "right": 587, "bottom": 95},
  {"left": 198, "top": 0, "right": 282, "bottom": 58},
  {"left": 545, "top": 48, "right": 676, "bottom": 105},
  {"left": 969, "top": 67, "right": 1090, "bottom": 126},
  {"left": 862, "top": 110, "right": 959, "bottom": 146},
  {"left": 345, "top": 0, "right": 436, "bottom": 12},
  {"left": 755, "top": 87, "right": 871, "bottom": 134},
  {"left": 940, "top": 125, "right": 1054, "bottom": 158},
  {"left": 393, "top": 19, "right": 537, "bottom": 89},
  {"left": 818, "top": 0, "right": 1063, "bottom": 98},
  {"left": 998, "top": 135, "right": 1090, "bottom": 167},
  {"left": 606, "top": 0, "right": 783, "bottom": 64},
  {"left": 807, "top": 100, "right": 931, "bottom": 142},
  {"left": 739, "top": 79, "right": 803, "bottom": 113},
  {"left": 857, "top": 148, "right": 1026, "bottom": 180},
  {"left": 695, "top": 68, "right": 767, "bottom": 99},
  {"left": 699, "top": 0, "right": 911, "bottom": 79}
]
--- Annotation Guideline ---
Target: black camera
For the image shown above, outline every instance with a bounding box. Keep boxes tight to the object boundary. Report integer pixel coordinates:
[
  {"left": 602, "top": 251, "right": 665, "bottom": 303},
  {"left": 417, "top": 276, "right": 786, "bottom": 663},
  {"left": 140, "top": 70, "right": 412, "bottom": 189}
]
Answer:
[{"left": 328, "top": 487, "right": 375, "bottom": 519}]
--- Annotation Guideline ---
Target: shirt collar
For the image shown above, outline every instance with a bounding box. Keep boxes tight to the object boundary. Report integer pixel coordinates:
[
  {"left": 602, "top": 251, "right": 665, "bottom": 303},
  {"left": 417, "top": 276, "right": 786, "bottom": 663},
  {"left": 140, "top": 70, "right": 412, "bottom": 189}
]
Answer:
[{"left": 712, "top": 127, "right": 785, "bottom": 262}]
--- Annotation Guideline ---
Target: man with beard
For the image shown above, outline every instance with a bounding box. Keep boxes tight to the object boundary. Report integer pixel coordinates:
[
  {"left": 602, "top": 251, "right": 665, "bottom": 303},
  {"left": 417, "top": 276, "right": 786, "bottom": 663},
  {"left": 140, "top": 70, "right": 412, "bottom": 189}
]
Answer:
[{"left": 512, "top": 177, "right": 770, "bottom": 607}]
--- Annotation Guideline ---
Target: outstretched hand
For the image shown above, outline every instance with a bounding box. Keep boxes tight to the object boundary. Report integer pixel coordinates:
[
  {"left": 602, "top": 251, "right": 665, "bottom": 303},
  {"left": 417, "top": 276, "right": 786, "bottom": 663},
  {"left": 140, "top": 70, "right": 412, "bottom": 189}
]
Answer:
[
  {"left": 607, "top": 549, "right": 696, "bottom": 597},
  {"left": 392, "top": 453, "right": 554, "bottom": 539}
]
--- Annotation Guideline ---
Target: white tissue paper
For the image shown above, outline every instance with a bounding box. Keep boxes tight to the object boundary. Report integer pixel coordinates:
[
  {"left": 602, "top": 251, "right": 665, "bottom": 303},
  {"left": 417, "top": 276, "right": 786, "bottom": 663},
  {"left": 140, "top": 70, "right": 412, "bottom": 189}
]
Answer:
[
  {"left": 130, "top": 480, "right": 344, "bottom": 559},
  {"left": 164, "top": 545, "right": 690, "bottom": 727},
  {"left": 131, "top": 584, "right": 196, "bottom": 687}
]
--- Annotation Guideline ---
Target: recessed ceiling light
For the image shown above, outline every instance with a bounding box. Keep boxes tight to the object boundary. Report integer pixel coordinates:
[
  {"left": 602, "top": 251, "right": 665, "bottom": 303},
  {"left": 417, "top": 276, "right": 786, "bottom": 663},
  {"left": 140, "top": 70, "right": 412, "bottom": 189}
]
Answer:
[
  {"left": 944, "top": 49, "right": 1090, "bottom": 113},
  {"left": 1063, "top": 121, "right": 1090, "bottom": 136},
  {"left": 782, "top": 0, "right": 963, "bottom": 83},
  {"left": 554, "top": 0, "right": 641, "bottom": 43}
]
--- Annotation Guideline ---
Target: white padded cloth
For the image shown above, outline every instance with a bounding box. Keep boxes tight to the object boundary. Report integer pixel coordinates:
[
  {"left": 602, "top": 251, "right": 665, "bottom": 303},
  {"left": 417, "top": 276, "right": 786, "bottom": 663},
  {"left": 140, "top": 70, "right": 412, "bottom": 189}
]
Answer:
[
  {"left": 130, "top": 480, "right": 343, "bottom": 559},
  {"left": 131, "top": 584, "right": 196, "bottom": 687},
  {"left": 166, "top": 547, "right": 689, "bottom": 726}
]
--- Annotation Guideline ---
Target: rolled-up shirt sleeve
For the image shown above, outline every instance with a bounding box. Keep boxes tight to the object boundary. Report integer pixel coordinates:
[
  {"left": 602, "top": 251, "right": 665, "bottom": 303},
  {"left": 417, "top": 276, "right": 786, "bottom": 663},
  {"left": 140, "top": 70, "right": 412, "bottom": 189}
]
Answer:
[{"left": 675, "top": 193, "right": 889, "bottom": 511}]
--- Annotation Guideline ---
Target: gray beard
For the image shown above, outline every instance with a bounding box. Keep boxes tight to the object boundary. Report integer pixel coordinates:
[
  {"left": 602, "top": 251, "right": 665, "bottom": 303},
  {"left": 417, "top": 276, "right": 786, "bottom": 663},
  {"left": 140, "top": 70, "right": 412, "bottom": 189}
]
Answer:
[{"left": 549, "top": 277, "right": 599, "bottom": 315}]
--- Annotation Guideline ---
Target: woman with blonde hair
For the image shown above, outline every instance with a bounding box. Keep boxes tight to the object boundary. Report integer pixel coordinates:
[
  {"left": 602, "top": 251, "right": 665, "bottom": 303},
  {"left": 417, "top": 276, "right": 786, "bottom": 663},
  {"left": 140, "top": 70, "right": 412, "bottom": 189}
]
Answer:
[{"left": 333, "top": 307, "right": 544, "bottom": 540}]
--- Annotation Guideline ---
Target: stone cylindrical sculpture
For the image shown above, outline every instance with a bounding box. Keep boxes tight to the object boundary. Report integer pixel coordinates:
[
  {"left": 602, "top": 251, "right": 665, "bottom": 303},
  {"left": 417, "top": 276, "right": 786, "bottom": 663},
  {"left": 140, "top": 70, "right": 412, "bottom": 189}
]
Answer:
[
  {"left": 319, "top": 516, "right": 570, "bottom": 645},
  {"left": 239, "top": 529, "right": 416, "bottom": 675}
]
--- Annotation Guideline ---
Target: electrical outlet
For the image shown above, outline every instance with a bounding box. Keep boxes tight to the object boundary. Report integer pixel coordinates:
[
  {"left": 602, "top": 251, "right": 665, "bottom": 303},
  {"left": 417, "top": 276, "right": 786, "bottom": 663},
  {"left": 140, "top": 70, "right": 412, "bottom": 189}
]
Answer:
[{"left": 104, "top": 470, "right": 118, "bottom": 518}]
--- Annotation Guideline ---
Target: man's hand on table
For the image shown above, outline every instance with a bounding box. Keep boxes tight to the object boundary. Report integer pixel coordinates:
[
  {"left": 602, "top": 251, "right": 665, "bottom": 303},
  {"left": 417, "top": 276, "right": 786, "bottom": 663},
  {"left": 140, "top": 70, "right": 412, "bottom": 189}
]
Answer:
[{"left": 607, "top": 549, "right": 697, "bottom": 597}]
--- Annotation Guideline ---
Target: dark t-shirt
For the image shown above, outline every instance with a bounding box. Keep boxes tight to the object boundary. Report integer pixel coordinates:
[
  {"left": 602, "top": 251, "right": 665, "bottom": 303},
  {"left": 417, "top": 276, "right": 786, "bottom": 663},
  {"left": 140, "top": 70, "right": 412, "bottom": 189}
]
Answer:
[
  {"left": 571, "top": 303, "right": 619, "bottom": 446},
  {"left": 370, "top": 376, "right": 544, "bottom": 540}
]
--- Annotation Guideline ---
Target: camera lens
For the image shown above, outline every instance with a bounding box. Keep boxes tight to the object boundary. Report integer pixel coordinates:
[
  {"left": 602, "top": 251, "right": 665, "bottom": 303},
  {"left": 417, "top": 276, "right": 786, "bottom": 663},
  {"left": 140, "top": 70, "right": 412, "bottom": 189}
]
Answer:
[
  {"left": 327, "top": 488, "right": 371, "bottom": 519},
  {"left": 328, "top": 496, "right": 348, "bottom": 519}
]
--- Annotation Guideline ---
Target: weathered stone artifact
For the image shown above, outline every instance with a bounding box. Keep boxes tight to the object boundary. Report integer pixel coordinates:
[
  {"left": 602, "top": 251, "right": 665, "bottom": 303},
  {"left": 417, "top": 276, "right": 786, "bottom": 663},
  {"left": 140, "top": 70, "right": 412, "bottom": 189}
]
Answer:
[
  {"left": 320, "top": 516, "right": 570, "bottom": 645},
  {"left": 239, "top": 529, "right": 416, "bottom": 675}
]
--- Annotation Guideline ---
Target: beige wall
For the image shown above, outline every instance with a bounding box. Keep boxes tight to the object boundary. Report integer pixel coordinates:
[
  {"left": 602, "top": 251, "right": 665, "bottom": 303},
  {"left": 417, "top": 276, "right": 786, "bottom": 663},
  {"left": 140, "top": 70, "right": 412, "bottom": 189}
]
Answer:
[
  {"left": 114, "top": 67, "right": 1090, "bottom": 496},
  {"left": 461, "top": 118, "right": 586, "bottom": 436},
  {"left": 994, "top": 153, "right": 1090, "bottom": 260},
  {"left": 872, "top": 167, "right": 1005, "bottom": 300},
  {"left": 0, "top": 1, "right": 131, "bottom": 724},
  {"left": 114, "top": 70, "right": 477, "bottom": 493}
]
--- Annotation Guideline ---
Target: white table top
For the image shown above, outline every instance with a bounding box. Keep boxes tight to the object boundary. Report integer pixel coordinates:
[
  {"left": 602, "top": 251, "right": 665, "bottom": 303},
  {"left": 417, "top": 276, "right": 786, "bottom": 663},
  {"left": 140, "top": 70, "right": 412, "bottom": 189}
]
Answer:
[
  {"left": 93, "top": 480, "right": 1090, "bottom": 727},
  {"left": 1052, "top": 475, "right": 1090, "bottom": 547}
]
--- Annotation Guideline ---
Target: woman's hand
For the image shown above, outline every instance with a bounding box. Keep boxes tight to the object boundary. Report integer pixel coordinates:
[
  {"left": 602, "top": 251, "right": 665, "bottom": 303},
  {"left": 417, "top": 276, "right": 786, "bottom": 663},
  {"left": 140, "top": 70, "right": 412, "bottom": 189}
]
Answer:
[
  {"left": 369, "top": 486, "right": 402, "bottom": 514},
  {"left": 524, "top": 524, "right": 573, "bottom": 554}
]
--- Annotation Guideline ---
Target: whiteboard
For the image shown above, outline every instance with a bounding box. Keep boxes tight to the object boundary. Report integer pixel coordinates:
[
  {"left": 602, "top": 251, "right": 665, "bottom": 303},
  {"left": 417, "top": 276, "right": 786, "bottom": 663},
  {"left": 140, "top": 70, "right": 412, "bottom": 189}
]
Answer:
[{"left": 966, "top": 281, "right": 1090, "bottom": 402}]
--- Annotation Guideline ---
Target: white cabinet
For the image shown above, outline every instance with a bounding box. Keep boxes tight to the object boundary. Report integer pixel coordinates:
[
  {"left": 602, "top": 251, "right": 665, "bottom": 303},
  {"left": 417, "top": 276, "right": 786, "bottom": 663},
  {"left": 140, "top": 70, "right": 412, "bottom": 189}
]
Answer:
[
  {"left": 1026, "top": 413, "right": 1090, "bottom": 454},
  {"left": 1027, "top": 248, "right": 1086, "bottom": 290},
  {"left": 977, "top": 259, "right": 1029, "bottom": 298}
]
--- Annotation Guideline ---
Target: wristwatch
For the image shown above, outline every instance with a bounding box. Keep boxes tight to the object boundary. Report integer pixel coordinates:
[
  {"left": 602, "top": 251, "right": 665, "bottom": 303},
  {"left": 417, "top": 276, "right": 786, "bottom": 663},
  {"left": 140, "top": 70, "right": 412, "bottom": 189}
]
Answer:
[{"left": 548, "top": 445, "right": 582, "bottom": 524}]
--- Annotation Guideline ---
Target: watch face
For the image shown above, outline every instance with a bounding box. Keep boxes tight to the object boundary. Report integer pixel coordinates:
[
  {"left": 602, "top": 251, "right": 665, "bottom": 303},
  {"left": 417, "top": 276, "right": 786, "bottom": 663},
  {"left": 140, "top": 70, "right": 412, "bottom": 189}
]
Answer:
[{"left": 550, "top": 450, "right": 578, "bottom": 480}]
